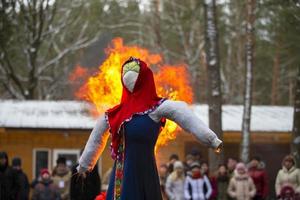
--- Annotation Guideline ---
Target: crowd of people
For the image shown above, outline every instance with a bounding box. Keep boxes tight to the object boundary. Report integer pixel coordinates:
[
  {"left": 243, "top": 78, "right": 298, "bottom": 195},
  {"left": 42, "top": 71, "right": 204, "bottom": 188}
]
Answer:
[
  {"left": 158, "top": 153, "right": 300, "bottom": 200},
  {"left": 0, "top": 150, "right": 101, "bottom": 200},
  {"left": 1, "top": 150, "right": 300, "bottom": 200}
]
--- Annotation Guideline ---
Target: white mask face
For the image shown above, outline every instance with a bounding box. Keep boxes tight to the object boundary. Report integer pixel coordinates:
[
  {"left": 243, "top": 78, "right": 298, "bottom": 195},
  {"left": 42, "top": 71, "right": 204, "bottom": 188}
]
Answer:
[{"left": 123, "top": 71, "right": 139, "bottom": 92}]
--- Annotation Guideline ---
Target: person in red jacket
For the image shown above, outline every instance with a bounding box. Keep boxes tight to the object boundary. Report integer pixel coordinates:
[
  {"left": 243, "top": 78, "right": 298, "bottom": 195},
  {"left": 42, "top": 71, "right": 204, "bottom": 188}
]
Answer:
[{"left": 248, "top": 156, "right": 269, "bottom": 200}]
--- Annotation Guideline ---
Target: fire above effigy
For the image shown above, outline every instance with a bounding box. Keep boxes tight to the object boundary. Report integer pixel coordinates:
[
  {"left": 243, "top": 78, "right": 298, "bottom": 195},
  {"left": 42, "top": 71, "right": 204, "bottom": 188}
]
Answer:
[{"left": 70, "top": 37, "right": 194, "bottom": 152}]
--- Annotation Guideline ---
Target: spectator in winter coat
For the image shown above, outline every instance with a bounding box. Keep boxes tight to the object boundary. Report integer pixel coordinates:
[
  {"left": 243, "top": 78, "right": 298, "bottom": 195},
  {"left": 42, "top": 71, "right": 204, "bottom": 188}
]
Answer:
[
  {"left": 166, "top": 161, "right": 185, "bottom": 200},
  {"left": 184, "top": 154, "right": 195, "bottom": 175},
  {"left": 201, "top": 161, "right": 209, "bottom": 176},
  {"left": 210, "top": 164, "right": 230, "bottom": 200},
  {"left": 52, "top": 157, "right": 71, "bottom": 200},
  {"left": 0, "top": 151, "right": 20, "bottom": 200},
  {"left": 227, "top": 162, "right": 256, "bottom": 200},
  {"left": 159, "top": 164, "right": 169, "bottom": 200},
  {"left": 12, "top": 157, "right": 30, "bottom": 200},
  {"left": 168, "top": 154, "right": 180, "bottom": 174},
  {"left": 248, "top": 156, "right": 269, "bottom": 200},
  {"left": 184, "top": 162, "right": 212, "bottom": 200},
  {"left": 32, "top": 168, "right": 61, "bottom": 200},
  {"left": 227, "top": 158, "right": 238, "bottom": 178},
  {"left": 71, "top": 149, "right": 101, "bottom": 200},
  {"left": 275, "top": 155, "right": 300, "bottom": 197}
]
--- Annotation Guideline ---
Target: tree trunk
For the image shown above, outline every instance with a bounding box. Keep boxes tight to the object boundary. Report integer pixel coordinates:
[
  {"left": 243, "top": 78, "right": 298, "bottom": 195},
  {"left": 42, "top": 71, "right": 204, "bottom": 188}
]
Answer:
[
  {"left": 292, "top": 66, "right": 300, "bottom": 167},
  {"left": 152, "top": 0, "right": 163, "bottom": 55},
  {"left": 271, "top": 45, "right": 280, "bottom": 105},
  {"left": 203, "top": 0, "right": 223, "bottom": 171},
  {"left": 240, "top": 0, "right": 256, "bottom": 163}
]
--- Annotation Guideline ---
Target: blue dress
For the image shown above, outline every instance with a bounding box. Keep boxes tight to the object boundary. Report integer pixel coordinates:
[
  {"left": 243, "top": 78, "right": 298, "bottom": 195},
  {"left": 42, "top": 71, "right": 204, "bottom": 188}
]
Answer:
[{"left": 106, "top": 114, "right": 163, "bottom": 200}]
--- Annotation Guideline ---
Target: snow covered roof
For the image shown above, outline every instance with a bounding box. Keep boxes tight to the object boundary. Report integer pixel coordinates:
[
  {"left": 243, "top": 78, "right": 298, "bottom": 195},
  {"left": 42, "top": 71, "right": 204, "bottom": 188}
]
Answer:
[
  {"left": 0, "top": 100, "right": 294, "bottom": 132},
  {"left": 192, "top": 105, "right": 293, "bottom": 132},
  {"left": 0, "top": 100, "right": 95, "bottom": 129}
]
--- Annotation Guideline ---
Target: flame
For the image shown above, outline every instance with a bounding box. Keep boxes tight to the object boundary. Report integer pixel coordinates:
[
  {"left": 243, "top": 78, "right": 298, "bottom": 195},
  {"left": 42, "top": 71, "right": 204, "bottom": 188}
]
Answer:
[
  {"left": 73, "top": 38, "right": 193, "bottom": 152},
  {"left": 69, "top": 65, "right": 89, "bottom": 82}
]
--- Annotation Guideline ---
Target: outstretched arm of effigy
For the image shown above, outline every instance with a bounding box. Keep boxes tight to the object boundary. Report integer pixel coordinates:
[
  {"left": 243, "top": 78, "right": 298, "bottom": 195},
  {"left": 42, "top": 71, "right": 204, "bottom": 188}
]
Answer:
[
  {"left": 149, "top": 100, "right": 222, "bottom": 149},
  {"left": 78, "top": 115, "right": 109, "bottom": 172}
]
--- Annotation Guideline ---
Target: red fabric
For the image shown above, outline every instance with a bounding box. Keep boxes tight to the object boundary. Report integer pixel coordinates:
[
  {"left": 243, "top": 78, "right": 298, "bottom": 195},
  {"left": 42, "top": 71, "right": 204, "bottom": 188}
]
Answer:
[
  {"left": 191, "top": 171, "right": 203, "bottom": 179},
  {"left": 40, "top": 168, "right": 50, "bottom": 176},
  {"left": 95, "top": 192, "right": 106, "bottom": 200},
  {"left": 248, "top": 166, "right": 269, "bottom": 198},
  {"left": 106, "top": 58, "right": 163, "bottom": 158},
  {"left": 209, "top": 176, "right": 218, "bottom": 200}
]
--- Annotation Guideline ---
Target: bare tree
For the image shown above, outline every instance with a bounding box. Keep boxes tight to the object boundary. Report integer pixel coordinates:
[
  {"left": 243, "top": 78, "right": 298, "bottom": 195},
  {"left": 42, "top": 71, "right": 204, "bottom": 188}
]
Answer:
[
  {"left": 292, "top": 66, "right": 300, "bottom": 167},
  {"left": 143, "top": 0, "right": 207, "bottom": 102},
  {"left": 240, "top": 0, "right": 256, "bottom": 163},
  {"left": 0, "top": 0, "right": 100, "bottom": 99},
  {"left": 203, "top": 0, "right": 223, "bottom": 171}
]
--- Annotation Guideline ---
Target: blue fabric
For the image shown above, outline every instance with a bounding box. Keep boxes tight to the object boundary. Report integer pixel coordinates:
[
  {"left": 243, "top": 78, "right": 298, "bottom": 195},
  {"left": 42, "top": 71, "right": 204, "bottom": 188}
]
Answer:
[{"left": 106, "top": 115, "right": 163, "bottom": 200}]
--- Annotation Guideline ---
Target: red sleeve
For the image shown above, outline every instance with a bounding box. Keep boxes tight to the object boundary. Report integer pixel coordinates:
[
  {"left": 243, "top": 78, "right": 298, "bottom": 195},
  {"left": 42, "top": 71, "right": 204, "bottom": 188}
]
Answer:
[
  {"left": 262, "top": 170, "right": 269, "bottom": 198},
  {"left": 209, "top": 176, "right": 218, "bottom": 200}
]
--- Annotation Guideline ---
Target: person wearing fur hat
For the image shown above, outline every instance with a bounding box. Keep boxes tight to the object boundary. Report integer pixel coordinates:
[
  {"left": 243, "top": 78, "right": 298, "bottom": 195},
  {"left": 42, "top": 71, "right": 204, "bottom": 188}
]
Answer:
[
  {"left": 52, "top": 157, "right": 71, "bottom": 200},
  {"left": 184, "top": 162, "right": 212, "bottom": 200},
  {"left": 166, "top": 161, "right": 185, "bottom": 200},
  {"left": 32, "top": 168, "right": 61, "bottom": 200},
  {"left": 227, "top": 162, "right": 256, "bottom": 200},
  {"left": 12, "top": 157, "right": 30, "bottom": 200},
  {"left": 275, "top": 155, "right": 300, "bottom": 198},
  {"left": 0, "top": 151, "right": 20, "bottom": 200}
]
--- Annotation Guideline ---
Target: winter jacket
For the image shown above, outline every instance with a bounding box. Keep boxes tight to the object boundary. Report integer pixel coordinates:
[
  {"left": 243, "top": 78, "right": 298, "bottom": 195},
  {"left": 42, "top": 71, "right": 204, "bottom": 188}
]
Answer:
[
  {"left": 32, "top": 179, "right": 61, "bottom": 200},
  {"left": 15, "top": 169, "right": 30, "bottom": 200},
  {"left": 275, "top": 166, "right": 300, "bottom": 195},
  {"left": 210, "top": 175, "right": 230, "bottom": 200},
  {"left": 184, "top": 175, "right": 212, "bottom": 200},
  {"left": 248, "top": 166, "right": 268, "bottom": 199},
  {"left": 0, "top": 152, "right": 20, "bottom": 200},
  {"left": 165, "top": 171, "right": 185, "bottom": 200},
  {"left": 70, "top": 163, "right": 101, "bottom": 200},
  {"left": 52, "top": 168, "right": 71, "bottom": 200},
  {"left": 227, "top": 171, "right": 256, "bottom": 200}
]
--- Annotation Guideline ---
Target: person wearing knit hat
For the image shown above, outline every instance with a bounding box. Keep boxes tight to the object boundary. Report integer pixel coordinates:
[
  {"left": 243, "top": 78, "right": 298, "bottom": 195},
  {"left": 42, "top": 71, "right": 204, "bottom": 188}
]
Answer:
[
  {"left": 174, "top": 161, "right": 184, "bottom": 169},
  {"left": 236, "top": 162, "right": 247, "bottom": 172},
  {"left": 12, "top": 157, "right": 30, "bottom": 200},
  {"left": 40, "top": 168, "right": 50, "bottom": 176},
  {"left": 166, "top": 161, "right": 185, "bottom": 200},
  {"left": 184, "top": 161, "right": 212, "bottom": 200},
  {"left": 275, "top": 155, "right": 300, "bottom": 198},
  {"left": 52, "top": 157, "right": 71, "bottom": 200},
  {"left": 32, "top": 168, "right": 60, "bottom": 200},
  {"left": 227, "top": 162, "right": 256, "bottom": 200}
]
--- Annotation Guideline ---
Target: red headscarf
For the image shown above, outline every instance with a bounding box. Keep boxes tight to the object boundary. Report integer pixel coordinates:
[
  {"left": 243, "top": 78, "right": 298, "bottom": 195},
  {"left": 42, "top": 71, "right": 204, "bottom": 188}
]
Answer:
[{"left": 105, "top": 57, "right": 165, "bottom": 159}]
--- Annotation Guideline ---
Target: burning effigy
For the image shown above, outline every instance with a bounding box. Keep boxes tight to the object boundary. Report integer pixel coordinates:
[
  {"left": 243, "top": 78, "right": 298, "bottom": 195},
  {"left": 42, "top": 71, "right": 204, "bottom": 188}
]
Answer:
[
  {"left": 71, "top": 37, "right": 194, "bottom": 152},
  {"left": 74, "top": 38, "right": 222, "bottom": 200}
]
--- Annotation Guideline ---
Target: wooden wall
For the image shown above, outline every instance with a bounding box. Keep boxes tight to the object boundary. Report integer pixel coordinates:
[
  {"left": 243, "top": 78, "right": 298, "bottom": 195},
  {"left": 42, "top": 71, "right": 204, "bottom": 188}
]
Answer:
[{"left": 0, "top": 128, "right": 113, "bottom": 181}]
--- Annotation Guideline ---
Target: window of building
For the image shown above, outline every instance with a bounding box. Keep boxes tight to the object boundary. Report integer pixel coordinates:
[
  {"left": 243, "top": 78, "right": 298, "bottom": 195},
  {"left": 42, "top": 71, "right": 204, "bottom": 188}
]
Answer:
[
  {"left": 33, "top": 148, "right": 51, "bottom": 179},
  {"left": 52, "top": 149, "right": 80, "bottom": 168}
]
